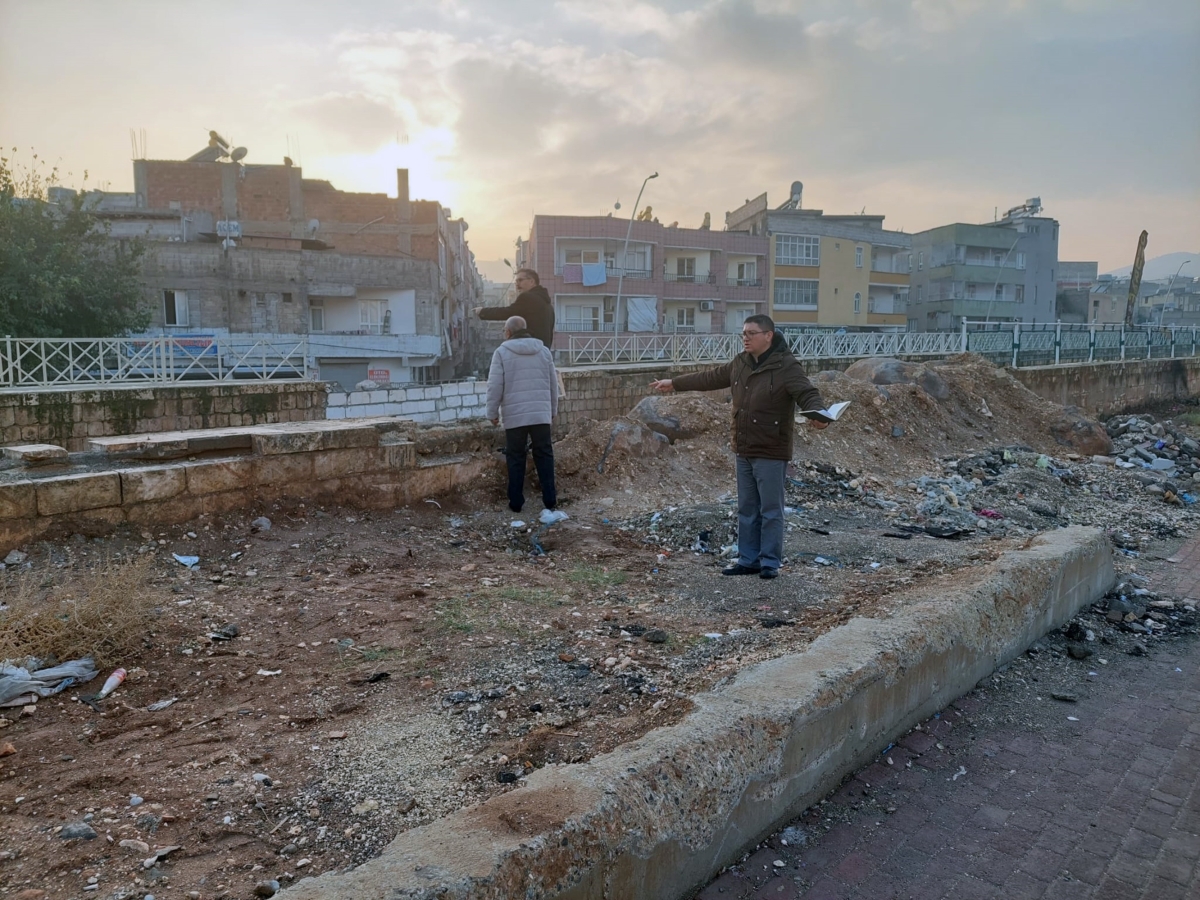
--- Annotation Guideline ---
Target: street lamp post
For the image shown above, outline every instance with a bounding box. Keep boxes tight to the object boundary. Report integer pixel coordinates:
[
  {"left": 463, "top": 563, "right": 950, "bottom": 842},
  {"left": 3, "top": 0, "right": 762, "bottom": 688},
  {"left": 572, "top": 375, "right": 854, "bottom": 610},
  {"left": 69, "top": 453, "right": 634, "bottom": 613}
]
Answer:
[
  {"left": 1157, "top": 259, "right": 1191, "bottom": 326},
  {"left": 982, "top": 234, "right": 1024, "bottom": 326},
  {"left": 614, "top": 172, "right": 658, "bottom": 352}
]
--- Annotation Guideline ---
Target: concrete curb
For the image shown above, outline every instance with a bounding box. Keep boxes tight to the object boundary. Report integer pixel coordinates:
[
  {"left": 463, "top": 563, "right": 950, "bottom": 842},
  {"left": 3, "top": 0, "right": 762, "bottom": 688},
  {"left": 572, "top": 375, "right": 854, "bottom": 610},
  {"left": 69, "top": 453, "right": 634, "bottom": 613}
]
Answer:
[{"left": 283, "top": 526, "right": 1113, "bottom": 900}]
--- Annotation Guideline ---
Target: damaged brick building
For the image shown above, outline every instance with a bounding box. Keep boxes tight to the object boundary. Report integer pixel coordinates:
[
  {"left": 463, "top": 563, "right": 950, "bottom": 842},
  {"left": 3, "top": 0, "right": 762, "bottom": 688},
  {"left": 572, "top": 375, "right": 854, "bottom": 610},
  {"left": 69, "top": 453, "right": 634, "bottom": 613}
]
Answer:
[{"left": 59, "top": 134, "right": 484, "bottom": 387}]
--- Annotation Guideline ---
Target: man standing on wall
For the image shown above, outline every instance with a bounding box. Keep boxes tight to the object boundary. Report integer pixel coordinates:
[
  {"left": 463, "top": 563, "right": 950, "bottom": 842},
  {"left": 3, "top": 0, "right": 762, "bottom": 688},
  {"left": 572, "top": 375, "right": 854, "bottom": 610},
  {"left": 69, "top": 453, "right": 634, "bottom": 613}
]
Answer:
[
  {"left": 475, "top": 268, "right": 555, "bottom": 348},
  {"left": 649, "top": 315, "right": 830, "bottom": 580},
  {"left": 487, "top": 315, "right": 565, "bottom": 524}
]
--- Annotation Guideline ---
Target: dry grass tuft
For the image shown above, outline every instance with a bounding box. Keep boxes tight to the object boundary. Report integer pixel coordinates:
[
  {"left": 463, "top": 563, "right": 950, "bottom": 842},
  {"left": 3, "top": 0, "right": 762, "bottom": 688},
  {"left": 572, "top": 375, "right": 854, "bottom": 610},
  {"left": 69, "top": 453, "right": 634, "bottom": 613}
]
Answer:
[{"left": 0, "top": 555, "right": 160, "bottom": 667}]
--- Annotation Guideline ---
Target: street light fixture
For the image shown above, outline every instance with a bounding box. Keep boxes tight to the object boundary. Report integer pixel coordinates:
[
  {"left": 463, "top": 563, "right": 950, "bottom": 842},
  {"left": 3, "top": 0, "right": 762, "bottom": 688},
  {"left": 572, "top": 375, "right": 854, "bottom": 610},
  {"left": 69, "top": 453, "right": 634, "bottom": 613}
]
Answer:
[
  {"left": 1157, "top": 259, "right": 1192, "bottom": 326},
  {"left": 614, "top": 172, "right": 658, "bottom": 348}
]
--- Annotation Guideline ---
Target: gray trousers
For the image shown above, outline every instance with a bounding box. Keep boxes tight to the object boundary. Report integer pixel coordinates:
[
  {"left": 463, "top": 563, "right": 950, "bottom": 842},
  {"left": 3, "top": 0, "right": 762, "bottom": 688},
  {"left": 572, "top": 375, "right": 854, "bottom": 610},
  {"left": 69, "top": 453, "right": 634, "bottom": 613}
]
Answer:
[{"left": 735, "top": 456, "right": 788, "bottom": 570}]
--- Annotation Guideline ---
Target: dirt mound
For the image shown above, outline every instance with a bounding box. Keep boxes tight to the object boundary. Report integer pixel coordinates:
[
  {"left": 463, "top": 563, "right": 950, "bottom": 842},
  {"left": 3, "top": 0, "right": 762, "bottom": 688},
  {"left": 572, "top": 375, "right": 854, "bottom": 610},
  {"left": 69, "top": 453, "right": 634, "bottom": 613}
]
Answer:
[{"left": 556, "top": 355, "right": 1111, "bottom": 502}]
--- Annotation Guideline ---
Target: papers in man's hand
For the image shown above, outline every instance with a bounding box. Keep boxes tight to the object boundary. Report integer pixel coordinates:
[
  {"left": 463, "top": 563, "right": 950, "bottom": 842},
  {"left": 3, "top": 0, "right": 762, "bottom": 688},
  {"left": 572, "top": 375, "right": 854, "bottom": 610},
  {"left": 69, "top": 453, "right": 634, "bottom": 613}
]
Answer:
[{"left": 798, "top": 400, "right": 851, "bottom": 423}]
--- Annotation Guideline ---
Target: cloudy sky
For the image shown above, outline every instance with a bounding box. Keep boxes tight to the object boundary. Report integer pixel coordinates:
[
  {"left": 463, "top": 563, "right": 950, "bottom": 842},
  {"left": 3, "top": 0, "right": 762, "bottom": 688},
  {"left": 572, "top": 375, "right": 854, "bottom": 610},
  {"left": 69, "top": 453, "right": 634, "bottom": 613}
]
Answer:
[{"left": 2, "top": 0, "right": 1197, "bottom": 276}]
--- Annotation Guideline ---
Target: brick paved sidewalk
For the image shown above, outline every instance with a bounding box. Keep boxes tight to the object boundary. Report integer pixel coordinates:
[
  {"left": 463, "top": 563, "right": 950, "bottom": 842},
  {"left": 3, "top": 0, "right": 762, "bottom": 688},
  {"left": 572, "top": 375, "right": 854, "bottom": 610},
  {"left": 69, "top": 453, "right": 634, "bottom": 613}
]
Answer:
[{"left": 694, "top": 540, "right": 1200, "bottom": 900}]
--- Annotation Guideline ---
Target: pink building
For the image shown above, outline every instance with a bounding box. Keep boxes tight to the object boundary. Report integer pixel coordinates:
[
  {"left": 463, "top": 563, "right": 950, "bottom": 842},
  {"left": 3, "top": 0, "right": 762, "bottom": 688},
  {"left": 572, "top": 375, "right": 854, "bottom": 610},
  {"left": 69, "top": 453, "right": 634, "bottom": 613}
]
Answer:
[{"left": 516, "top": 215, "right": 768, "bottom": 347}]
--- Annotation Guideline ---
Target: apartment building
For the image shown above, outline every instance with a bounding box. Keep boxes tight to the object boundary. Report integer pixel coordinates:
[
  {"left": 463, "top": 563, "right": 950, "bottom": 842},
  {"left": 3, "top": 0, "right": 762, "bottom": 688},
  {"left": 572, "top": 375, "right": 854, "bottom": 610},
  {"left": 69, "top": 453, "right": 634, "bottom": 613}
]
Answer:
[
  {"left": 905, "top": 199, "right": 1059, "bottom": 332},
  {"left": 60, "top": 135, "right": 483, "bottom": 388},
  {"left": 724, "top": 182, "right": 911, "bottom": 330},
  {"left": 1056, "top": 261, "right": 1105, "bottom": 324},
  {"left": 513, "top": 215, "right": 768, "bottom": 344}
]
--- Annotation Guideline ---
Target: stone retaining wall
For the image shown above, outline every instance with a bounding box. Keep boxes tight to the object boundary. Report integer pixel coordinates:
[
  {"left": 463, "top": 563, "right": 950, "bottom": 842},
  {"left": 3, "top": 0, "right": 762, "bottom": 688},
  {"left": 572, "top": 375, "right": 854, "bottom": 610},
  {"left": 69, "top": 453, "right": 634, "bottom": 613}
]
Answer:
[
  {"left": 0, "top": 383, "right": 328, "bottom": 452},
  {"left": 0, "top": 420, "right": 498, "bottom": 551},
  {"left": 1011, "top": 357, "right": 1200, "bottom": 416}
]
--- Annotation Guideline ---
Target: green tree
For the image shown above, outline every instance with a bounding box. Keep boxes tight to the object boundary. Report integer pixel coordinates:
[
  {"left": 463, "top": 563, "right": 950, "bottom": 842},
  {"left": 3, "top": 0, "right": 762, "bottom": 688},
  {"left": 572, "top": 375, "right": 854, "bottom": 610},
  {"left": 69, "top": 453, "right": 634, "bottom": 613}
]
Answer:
[{"left": 0, "top": 150, "right": 150, "bottom": 337}]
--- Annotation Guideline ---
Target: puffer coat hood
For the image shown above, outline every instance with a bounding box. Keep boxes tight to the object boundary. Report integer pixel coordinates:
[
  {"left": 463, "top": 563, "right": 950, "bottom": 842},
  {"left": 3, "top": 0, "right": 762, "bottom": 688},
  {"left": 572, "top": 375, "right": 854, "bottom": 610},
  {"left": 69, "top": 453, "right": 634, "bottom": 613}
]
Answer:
[{"left": 486, "top": 335, "right": 559, "bottom": 428}]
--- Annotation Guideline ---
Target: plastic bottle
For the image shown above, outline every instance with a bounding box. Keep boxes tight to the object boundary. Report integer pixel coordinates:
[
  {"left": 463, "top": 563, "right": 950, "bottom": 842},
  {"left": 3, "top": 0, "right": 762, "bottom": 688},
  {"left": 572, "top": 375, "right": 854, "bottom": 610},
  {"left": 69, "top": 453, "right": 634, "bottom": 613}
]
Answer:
[{"left": 96, "top": 668, "right": 127, "bottom": 699}]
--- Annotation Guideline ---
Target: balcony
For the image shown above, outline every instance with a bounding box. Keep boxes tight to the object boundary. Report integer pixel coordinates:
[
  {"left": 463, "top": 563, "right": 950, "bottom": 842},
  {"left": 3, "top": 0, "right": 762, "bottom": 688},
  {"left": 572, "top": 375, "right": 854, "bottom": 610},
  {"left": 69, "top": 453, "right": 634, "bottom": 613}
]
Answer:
[
  {"left": 727, "top": 277, "right": 762, "bottom": 287},
  {"left": 664, "top": 272, "right": 716, "bottom": 284},
  {"left": 554, "top": 265, "right": 652, "bottom": 280},
  {"left": 560, "top": 320, "right": 616, "bottom": 333}
]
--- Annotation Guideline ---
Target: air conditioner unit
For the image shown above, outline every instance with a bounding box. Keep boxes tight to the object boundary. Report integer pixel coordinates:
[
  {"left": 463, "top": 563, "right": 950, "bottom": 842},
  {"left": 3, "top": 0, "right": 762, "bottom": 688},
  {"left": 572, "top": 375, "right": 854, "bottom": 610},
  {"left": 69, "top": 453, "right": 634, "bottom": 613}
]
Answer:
[{"left": 699, "top": 300, "right": 715, "bottom": 312}]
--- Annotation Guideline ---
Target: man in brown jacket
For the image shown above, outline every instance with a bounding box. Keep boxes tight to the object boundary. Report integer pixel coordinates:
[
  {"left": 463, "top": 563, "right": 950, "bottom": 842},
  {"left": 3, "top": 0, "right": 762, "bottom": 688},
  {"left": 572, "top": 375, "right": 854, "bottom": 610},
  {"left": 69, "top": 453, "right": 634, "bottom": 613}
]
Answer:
[{"left": 650, "top": 315, "right": 830, "bottom": 579}]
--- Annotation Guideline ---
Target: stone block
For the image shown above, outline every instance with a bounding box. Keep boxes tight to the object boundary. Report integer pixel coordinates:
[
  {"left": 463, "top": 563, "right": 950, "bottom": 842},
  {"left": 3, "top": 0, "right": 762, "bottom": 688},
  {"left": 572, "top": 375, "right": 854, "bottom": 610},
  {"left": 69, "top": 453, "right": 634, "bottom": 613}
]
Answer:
[
  {"left": 36, "top": 472, "right": 122, "bottom": 516},
  {"left": 125, "top": 494, "right": 208, "bottom": 526},
  {"left": 407, "top": 387, "right": 426, "bottom": 401},
  {"left": 327, "top": 392, "right": 348, "bottom": 407},
  {"left": 414, "top": 400, "right": 436, "bottom": 413},
  {"left": 0, "top": 482, "right": 37, "bottom": 519},
  {"left": 384, "top": 441, "right": 417, "bottom": 469},
  {"left": 313, "top": 448, "right": 382, "bottom": 480},
  {"left": 120, "top": 465, "right": 187, "bottom": 504},
  {"left": 438, "top": 408, "right": 457, "bottom": 422},
  {"left": 368, "top": 390, "right": 388, "bottom": 404},
  {"left": 399, "top": 401, "right": 422, "bottom": 416},
  {"left": 348, "top": 391, "right": 369, "bottom": 405},
  {"left": 255, "top": 453, "right": 314, "bottom": 485},
  {"left": 253, "top": 424, "right": 379, "bottom": 455},
  {"left": 388, "top": 389, "right": 408, "bottom": 402},
  {"left": 327, "top": 407, "right": 347, "bottom": 419},
  {"left": 445, "top": 395, "right": 462, "bottom": 408},
  {"left": 2, "top": 443, "right": 68, "bottom": 463},
  {"left": 185, "top": 459, "right": 255, "bottom": 496}
]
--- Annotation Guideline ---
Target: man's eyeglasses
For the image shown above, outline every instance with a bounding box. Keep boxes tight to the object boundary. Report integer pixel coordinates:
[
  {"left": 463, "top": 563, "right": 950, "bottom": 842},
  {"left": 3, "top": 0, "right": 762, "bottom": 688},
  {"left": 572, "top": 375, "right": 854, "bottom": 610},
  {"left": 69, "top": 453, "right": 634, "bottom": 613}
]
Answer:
[{"left": 741, "top": 330, "right": 767, "bottom": 338}]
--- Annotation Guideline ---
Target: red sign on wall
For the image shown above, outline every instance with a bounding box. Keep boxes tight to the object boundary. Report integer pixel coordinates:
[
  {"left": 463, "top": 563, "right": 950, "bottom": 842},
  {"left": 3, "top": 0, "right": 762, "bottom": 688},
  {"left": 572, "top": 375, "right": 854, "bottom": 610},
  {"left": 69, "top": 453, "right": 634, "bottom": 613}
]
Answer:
[{"left": 368, "top": 369, "right": 390, "bottom": 382}]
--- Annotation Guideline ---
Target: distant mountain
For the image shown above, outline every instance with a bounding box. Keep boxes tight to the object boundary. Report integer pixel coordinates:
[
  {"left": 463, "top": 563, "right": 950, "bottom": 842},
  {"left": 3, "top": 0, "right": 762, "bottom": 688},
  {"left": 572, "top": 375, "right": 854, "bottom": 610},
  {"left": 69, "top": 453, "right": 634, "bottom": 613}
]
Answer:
[{"left": 1106, "top": 251, "right": 1197, "bottom": 281}]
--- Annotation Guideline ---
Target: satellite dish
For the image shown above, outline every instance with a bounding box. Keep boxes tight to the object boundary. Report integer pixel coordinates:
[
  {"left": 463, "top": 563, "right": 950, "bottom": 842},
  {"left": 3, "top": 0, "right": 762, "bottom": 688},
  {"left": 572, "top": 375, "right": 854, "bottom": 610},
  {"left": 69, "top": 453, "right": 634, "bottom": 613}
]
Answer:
[
  {"left": 230, "top": 146, "right": 248, "bottom": 162},
  {"left": 614, "top": 201, "right": 621, "bottom": 210},
  {"left": 307, "top": 219, "right": 320, "bottom": 236}
]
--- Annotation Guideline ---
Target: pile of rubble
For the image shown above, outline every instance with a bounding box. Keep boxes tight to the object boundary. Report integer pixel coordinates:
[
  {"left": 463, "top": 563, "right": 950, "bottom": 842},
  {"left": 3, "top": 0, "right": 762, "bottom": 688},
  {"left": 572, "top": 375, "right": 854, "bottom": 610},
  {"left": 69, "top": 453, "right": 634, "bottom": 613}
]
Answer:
[{"left": 1104, "top": 414, "right": 1200, "bottom": 504}]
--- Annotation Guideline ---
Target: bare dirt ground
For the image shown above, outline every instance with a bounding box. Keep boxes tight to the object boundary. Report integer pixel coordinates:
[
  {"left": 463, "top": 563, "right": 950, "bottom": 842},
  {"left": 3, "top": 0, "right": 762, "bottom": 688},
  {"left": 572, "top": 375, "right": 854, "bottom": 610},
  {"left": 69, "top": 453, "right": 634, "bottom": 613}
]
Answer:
[{"left": 3, "top": 355, "right": 1200, "bottom": 900}]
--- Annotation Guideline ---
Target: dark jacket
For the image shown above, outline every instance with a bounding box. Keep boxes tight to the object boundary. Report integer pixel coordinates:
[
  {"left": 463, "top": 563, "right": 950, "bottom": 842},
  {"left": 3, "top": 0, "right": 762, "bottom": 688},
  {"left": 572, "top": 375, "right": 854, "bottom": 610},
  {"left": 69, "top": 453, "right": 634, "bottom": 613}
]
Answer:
[
  {"left": 478, "top": 285, "right": 555, "bottom": 348},
  {"left": 671, "top": 332, "right": 825, "bottom": 461}
]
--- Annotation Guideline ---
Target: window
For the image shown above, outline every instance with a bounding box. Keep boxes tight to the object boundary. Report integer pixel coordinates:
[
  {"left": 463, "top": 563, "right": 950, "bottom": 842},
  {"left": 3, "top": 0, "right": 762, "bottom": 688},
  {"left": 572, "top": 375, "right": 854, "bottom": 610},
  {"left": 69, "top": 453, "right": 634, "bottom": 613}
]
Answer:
[
  {"left": 1015, "top": 285, "right": 1025, "bottom": 303},
  {"left": 563, "top": 304, "right": 600, "bottom": 330},
  {"left": 907, "top": 253, "right": 913, "bottom": 273},
  {"left": 360, "top": 299, "right": 386, "bottom": 334},
  {"left": 282, "top": 292, "right": 293, "bottom": 303},
  {"left": 163, "top": 289, "right": 188, "bottom": 327},
  {"left": 623, "top": 247, "right": 648, "bottom": 273},
  {"left": 1016, "top": 252, "right": 1026, "bottom": 270},
  {"left": 853, "top": 291, "right": 861, "bottom": 313},
  {"left": 917, "top": 252, "right": 924, "bottom": 271},
  {"left": 675, "top": 307, "right": 695, "bottom": 327},
  {"left": 565, "top": 249, "right": 601, "bottom": 264},
  {"left": 855, "top": 247, "right": 863, "bottom": 268},
  {"left": 995, "top": 284, "right": 1004, "bottom": 301},
  {"left": 774, "top": 278, "right": 818, "bottom": 308},
  {"left": 675, "top": 257, "right": 696, "bottom": 282},
  {"left": 966, "top": 283, "right": 977, "bottom": 300},
  {"left": 309, "top": 299, "right": 324, "bottom": 331},
  {"left": 736, "top": 261, "right": 757, "bottom": 284},
  {"left": 775, "top": 234, "right": 819, "bottom": 266},
  {"left": 917, "top": 285, "right": 924, "bottom": 302}
]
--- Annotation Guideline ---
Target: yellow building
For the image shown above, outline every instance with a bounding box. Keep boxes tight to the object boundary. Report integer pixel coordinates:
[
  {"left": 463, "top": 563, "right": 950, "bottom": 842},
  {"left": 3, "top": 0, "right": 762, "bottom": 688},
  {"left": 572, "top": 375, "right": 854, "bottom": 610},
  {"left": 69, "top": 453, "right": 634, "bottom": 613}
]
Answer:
[{"left": 726, "top": 183, "right": 911, "bottom": 329}]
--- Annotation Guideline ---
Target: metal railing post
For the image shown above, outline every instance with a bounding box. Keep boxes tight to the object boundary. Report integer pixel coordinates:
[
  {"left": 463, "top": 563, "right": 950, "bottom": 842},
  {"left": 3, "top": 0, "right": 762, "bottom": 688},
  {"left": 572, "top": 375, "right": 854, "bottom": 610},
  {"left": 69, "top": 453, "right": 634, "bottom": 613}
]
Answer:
[
  {"left": 1120, "top": 326, "right": 1126, "bottom": 361},
  {"left": 1088, "top": 325, "right": 1095, "bottom": 363},
  {"left": 1012, "top": 322, "right": 1019, "bottom": 368},
  {"left": 960, "top": 318, "right": 967, "bottom": 354},
  {"left": 1171, "top": 327, "right": 1177, "bottom": 359},
  {"left": 1054, "top": 320, "right": 1061, "bottom": 365}
]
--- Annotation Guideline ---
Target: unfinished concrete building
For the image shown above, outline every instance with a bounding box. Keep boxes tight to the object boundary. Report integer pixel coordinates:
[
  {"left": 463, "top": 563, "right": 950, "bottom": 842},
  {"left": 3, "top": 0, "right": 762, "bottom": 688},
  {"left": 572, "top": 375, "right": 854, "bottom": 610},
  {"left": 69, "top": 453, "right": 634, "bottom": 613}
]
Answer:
[{"left": 55, "top": 135, "right": 484, "bottom": 388}]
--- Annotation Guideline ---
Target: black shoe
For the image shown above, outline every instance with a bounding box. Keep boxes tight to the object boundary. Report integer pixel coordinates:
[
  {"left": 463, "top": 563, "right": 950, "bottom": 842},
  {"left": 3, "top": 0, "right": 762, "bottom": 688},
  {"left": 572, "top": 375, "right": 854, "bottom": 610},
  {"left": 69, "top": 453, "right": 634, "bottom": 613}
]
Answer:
[
  {"left": 721, "top": 563, "right": 761, "bottom": 576},
  {"left": 509, "top": 503, "right": 523, "bottom": 513},
  {"left": 759, "top": 568, "right": 779, "bottom": 580}
]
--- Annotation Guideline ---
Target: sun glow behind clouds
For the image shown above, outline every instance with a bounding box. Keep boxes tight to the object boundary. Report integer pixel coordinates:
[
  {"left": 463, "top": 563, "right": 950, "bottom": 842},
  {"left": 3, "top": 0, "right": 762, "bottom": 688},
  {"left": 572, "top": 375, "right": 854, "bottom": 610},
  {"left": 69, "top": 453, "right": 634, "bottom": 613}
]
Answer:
[{"left": 307, "top": 130, "right": 459, "bottom": 206}]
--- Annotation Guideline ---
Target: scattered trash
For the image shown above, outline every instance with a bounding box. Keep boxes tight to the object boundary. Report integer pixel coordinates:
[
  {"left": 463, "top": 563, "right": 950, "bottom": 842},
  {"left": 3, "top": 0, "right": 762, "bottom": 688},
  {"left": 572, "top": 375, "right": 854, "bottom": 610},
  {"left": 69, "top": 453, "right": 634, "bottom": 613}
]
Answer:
[
  {"left": 209, "top": 623, "right": 239, "bottom": 641},
  {"left": 145, "top": 698, "right": 178, "bottom": 712},
  {"left": 172, "top": 553, "right": 200, "bottom": 568},
  {"left": 424, "top": 498, "right": 442, "bottom": 509},
  {"left": 0, "top": 658, "right": 98, "bottom": 707},
  {"left": 510, "top": 520, "right": 526, "bottom": 529},
  {"left": 256, "top": 669, "right": 282, "bottom": 677},
  {"left": 951, "top": 766, "right": 967, "bottom": 781},
  {"left": 539, "top": 509, "right": 569, "bottom": 525},
  {"left": 976, "top": 508, "right": 1004, "bottom": 519},
  {"left": 96, "top": 668, "right": 127, "bottom": 700},
  {"left": 250, "top": 516, "right": 272, "bottom": 532},
  {"left": 3, "top": 550, "right": 27, "bottom": 566}
]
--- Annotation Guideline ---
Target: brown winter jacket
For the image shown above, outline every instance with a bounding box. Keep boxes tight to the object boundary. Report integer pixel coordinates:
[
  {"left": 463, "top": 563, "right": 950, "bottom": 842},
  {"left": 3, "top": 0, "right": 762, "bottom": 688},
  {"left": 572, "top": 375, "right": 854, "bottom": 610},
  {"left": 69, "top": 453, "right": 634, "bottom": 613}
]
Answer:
[
  {"left": 671, "top": 332, "right": 825, "bottom": 461},
  {"left": 478, "top": 285, "right": 555, "bottom": 348}
]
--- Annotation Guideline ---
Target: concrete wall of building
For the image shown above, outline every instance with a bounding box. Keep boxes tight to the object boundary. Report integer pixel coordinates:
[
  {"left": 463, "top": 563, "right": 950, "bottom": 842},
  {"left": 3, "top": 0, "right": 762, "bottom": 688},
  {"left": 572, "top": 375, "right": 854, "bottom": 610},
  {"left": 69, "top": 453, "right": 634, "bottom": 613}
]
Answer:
[{"left": 0, "top": 383, "right": 327, "bottom": 452}]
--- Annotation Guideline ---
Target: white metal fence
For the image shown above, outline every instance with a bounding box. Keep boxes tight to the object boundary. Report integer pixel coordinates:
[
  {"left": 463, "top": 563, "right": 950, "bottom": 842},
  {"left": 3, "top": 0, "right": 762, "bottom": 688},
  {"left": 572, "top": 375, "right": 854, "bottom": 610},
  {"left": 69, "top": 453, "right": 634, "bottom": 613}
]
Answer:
[
  {"left": 961, "top": 321, "right": 1200, "bottom": 368},
  {"left": 564, "top": 330, "right": 965, "bottom": 366},
  {"left": 0, "top": 335, "right": 310, "bottom": 389}
]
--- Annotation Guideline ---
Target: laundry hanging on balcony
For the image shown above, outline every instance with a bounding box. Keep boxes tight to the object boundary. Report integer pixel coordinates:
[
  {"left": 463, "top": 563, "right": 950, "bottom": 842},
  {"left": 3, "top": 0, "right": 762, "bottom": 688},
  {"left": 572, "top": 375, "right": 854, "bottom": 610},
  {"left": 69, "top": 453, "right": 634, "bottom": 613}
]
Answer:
[
  {"left": 581, "top": 263, "right": 608, "bottom": 286},
  {"left": 627, "top": 297, "right": 658, "bottom": 332},
  {"left": 562, "top": 264, "right": 583, "bottom": 284}
]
